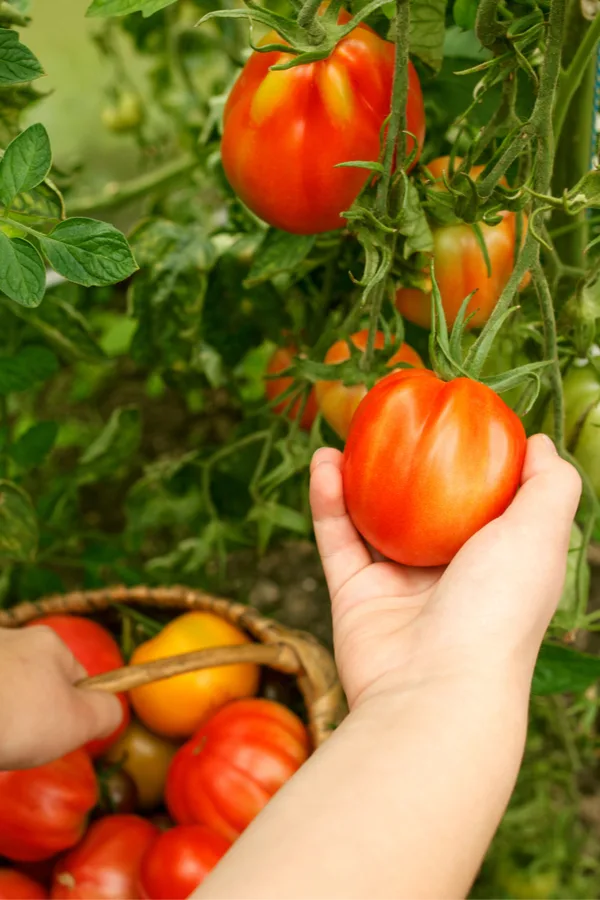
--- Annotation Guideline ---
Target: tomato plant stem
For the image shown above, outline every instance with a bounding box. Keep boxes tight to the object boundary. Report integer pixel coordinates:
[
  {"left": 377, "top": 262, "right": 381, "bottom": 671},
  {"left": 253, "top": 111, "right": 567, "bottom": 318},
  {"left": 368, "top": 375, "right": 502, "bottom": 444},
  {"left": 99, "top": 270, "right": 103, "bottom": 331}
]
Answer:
[
  {"left": 552, "top": 4, "right": 600, "bottom": 146},
  {"left": 532, "top": 259, "right": 564, "bottom": 453}
]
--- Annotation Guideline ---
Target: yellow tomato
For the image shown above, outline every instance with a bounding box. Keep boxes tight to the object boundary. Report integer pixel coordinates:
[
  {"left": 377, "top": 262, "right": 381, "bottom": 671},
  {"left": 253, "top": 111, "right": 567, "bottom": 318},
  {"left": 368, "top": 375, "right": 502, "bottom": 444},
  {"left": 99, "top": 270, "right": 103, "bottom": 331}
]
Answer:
[
  {"left": 103, "top": 719, "right": 178, "bottom": 811},
  {"left": 129, "top": 612, "right": 260, "bottom": 738}
]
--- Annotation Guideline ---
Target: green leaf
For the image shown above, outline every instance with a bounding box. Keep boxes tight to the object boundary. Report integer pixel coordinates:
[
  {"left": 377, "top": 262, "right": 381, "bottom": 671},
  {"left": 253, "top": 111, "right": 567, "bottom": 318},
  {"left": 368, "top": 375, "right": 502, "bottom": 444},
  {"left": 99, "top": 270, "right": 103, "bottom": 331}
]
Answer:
[
  {"left": 453, "top": 0, "right": 478, "bottom": 29},
  {"left": 0, "top": 344, "right": 58, "bottom": 394},
  {"left": 39, "top": 217, "right": 138, "bottom": 287},
  {"left": 0, "top": 480, "right": 38, "bottom": 561},
  {"left": 409, "top": 0, "right": 448, "bottom": 71},
  {"left": 532, "top": 642, "right": 600, "bottom": 696},
  {"left": 79, "top": 407, "right": 141, "bottom": 483},
  {"left": 245, "top": 230, "right": 316, "bottom": 288},
  {"left": 567, "top": 170, "right": 600, "bottom": 212},
  {"left": 10, "top": 421, "right": 58, "bottom": 468},
  {"left": 7, "top": 296, "right": 106, "bottom": 362},
  {"left": 0, "top": 233, "right": 45, "bottom": 307},
  {"left": 0, "top": 83, "right": 43, "bottom": 146},
  {"left": 0, "top": 28, "right": 43, "bottom": 85},
  {"left": 7, "top": 176, "right": 64, "bottom": 228},
  {"left": 399, "top": 180, "right": 434, "bottom": 257},
  {"left": 0, "top": 123, "right": 51, "bottom": 206},
  {"left": 86, "top": 0, "right": 177, "bottom": 18}
]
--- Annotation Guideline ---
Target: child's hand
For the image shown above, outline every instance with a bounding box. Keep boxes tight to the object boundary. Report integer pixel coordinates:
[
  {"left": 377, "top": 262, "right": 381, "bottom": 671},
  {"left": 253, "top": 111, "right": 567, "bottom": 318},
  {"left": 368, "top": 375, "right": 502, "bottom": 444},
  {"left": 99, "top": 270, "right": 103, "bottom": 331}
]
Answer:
[
  {"left": 0, "top": 626, "right": 123, "bottom": 769},
  {"left": 310, "top": 434, "right": 581, "bottom": 709}
]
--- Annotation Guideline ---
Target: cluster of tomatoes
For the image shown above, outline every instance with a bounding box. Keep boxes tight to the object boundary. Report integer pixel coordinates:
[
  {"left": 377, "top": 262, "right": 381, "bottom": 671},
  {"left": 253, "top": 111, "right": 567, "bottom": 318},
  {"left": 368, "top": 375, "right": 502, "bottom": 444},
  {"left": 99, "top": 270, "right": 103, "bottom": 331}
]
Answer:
[{"left": 0, "top": 613, "right": 310, "bottom": 900}]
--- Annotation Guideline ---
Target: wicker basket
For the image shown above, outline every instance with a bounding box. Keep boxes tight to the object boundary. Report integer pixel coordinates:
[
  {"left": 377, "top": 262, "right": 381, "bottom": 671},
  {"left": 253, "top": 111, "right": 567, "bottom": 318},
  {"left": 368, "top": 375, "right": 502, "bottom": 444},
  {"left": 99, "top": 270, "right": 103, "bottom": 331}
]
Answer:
[{"left": 0, "top": 585, "right": 345, "bottom": 749}]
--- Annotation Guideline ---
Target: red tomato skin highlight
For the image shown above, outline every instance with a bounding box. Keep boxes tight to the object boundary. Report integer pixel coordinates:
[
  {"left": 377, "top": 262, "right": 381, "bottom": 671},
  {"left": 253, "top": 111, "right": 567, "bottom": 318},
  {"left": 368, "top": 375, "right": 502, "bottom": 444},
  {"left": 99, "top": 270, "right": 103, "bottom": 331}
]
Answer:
[
  {"left": 139, "top": 825, "right": 230, "bottom": 900},
  {"left": 222, "top": 14, "right": 425, "bottom": 235},
  {"left": 342, "top": 369, "right": 526, "bottom": 567}
]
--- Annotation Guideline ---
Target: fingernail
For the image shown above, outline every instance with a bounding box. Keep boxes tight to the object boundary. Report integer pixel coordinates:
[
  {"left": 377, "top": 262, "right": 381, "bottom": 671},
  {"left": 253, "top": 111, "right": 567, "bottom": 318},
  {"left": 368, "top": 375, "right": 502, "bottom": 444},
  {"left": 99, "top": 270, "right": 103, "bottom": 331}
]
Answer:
[{"left": 538, "top": 434, "right": 557, "bottom": 453}]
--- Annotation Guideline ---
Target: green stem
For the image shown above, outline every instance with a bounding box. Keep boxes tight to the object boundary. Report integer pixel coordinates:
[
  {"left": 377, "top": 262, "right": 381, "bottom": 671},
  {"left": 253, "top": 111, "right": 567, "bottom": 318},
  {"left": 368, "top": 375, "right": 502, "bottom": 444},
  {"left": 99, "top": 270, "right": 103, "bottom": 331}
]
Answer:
[
  {"left": 66, "top": 153, "right": 197, "bottom": 216},
  {"left": 375, "top": 0, "right": 409, "bottom": 218},
  {"left": 297, "top": 0, "right": 326, "bottom": 41},
  {"left": 0, "top": 396, "right": 8, "bottom": 479},
  {"left": 532, "top": 259, "right": 565, "bottom": 453},
  {"left": 0, "top": 2, "right": 28, "bottom": 25},
  {"left": 552, "top": 7, "right": 600, "bottom": 145},
  {"left": 475, "top": 0, "right": 504, "bottom": 51}
]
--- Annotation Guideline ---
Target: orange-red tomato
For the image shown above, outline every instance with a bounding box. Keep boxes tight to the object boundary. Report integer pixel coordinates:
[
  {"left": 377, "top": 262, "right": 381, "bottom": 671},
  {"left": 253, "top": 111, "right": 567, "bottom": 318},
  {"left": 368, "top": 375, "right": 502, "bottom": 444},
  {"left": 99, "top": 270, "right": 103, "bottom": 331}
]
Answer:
[
  {"left": 222, "top": 11, "right": 425, "bottom": 234},
  {"left": 266, "top": 346, "right": 318, "bottom": 430},
  {"left": 129, "top": 612, "right": 260, "bottom": 739},
  {"left": 315, "top": 329, "right": 424, "bottom": 439},
  {"left": 139, "top": 826, "right": 230, "bottom": 900},
  {"left": 0, "top": 750, "right": 97, "bottom": 862},
  {"left": 0, "top": 870, "right": 48, "bottom": 899},
  {"left": 166, "top": 699, "right": 310, "bottom": 841},
  {"left": 51, "top": 815, "right": 158, "bottom": 900},
  {"left": 28, "top": 616, "right": 129, "bottom": 758},
  {"left": 396, "top": 156, "right": 529, "bottom": 329},
  {"left": 343, "top": 369, "right": 526, "bottom": 566}
]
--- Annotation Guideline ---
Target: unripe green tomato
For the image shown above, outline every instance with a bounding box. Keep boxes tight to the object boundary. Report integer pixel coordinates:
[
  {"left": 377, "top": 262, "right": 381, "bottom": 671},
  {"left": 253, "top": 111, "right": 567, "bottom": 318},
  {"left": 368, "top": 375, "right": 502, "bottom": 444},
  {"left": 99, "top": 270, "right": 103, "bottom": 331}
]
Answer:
[{"left": 101, "top": 92, "right": 144, "bottom": 133}]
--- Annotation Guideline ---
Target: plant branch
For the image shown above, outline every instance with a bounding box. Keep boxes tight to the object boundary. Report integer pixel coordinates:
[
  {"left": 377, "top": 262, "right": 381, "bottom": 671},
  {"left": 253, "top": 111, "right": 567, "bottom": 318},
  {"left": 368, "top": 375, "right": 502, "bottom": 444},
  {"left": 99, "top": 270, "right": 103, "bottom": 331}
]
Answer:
[
  {"left": 532, "top": 259, "right": 564, "bottom": 452},
  {"left": 553, "top": 9, "right": 600, "bottom": 145},
  {"left": 475, "top": 0, "right": 504, "bottom": 51}
]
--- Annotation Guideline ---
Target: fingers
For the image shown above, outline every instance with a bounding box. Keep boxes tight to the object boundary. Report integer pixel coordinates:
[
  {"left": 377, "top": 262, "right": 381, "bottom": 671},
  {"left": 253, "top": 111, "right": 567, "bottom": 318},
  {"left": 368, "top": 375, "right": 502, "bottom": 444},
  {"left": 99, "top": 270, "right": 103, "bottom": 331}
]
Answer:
[
  {"left": 73, "top": 688, "right": 124, "bottom": 742},
  {"left": 310, "top": 448, "right": 371, "bottom": 597}
]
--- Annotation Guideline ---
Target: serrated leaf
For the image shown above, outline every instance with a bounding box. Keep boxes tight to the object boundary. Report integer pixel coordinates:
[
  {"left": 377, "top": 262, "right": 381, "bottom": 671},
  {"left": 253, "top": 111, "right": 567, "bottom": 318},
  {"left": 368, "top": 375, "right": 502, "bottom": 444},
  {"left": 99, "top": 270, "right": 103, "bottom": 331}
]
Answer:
[
  {"left": 245, "top": 230, "right": 315, "bottom": 287},
  {"left": 86, "top": 0, "right": 176, "bottom": 18},
  {"left": 10, "top": 420, "right": 58, "bottom": 468},
  {"left": 532, "top": 642, "right": 600, "bottom": 696},
  {"left": 0, "top": 232, "right": 45, "bottom": 307},
  {"left": 7, "top": 296, "right": 105, "bottom": 362},
  {"left": 0, "top": 479, "right": 37, "bottom": 561},
  {"left": 0, "top": 123, "right": 51, "bottom": 206},
  {"left": 0, "top": 28, "right": 43, "bottom": 85},
  {"left": 409, "top": 0, "right": 448, "bottom": 71},
  {"left": 39, "top": 217, "right": 137, "bottom": 287},
  {"left": 0, "top": 345, "right": 58, "bottom": 394}
]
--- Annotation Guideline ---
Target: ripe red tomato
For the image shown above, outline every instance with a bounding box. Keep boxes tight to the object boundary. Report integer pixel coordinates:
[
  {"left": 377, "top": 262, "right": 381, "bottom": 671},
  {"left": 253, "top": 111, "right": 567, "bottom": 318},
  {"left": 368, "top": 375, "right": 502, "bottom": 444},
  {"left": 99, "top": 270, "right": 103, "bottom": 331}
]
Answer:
[
  {"left": 222, "top": 11, "right": 425, "bottom": 234},
  {"left": 343, "top": 368, "right": 526, "bottom": 566},
  {"left": 166, "top": 699, "right": 310, "bottom": 841},
  {"left": 28, "top": 616, "right": 129, "bottom": 757},
  {"left": 266, "top": 346, "right": 318, "bottom": 430},
  {"left": 315, "top": 329, "right": 424, "bottom": 439},
  {"left": 0, "top": 750, "right": 97, "bottom": 862},
  {"left": 51, "top": 815, "right": 159, "bottom": 900},
  {"left": 396, "top": 156, "right": 529, "bottom": 329},
  {"left": 0, "top": 870, "right": 48, "bottom": 899},
  {"left": 139, "top": 825, "right": 230, "bottom": 900}
]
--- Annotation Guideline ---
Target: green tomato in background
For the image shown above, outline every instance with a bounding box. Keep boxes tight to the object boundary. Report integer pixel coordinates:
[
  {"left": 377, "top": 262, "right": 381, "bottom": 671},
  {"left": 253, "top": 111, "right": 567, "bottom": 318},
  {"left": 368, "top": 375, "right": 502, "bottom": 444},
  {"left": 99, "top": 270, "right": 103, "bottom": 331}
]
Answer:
[{"left": 101, "top": 91, "right": 144, "bottom": 134}]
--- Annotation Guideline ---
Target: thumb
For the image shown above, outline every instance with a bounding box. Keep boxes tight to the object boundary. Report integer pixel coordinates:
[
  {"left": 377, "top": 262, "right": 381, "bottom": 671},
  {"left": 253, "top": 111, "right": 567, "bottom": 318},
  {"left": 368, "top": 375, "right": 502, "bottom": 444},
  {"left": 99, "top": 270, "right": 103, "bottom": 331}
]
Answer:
[{"left": 73, "top": 685, "right": 124, "bottom": 742}]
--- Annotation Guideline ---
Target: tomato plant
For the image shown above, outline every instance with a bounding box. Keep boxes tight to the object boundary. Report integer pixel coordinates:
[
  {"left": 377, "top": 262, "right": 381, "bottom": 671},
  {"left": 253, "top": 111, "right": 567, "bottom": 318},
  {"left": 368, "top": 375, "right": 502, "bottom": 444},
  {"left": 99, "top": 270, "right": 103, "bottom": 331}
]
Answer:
[
  {"left": 103, "top": 720, "right": 179, "bottom": 812},
  {"left": 266, "top": 346, "right": 319, "bottom": 431},
  {"left": 139, "top": 825, "right": 230, "bottom": 900},
  {"left": 0, "top": 750, "right": 97, "bottom": 862},
  {"left": 343, "top": 369, "right": 526, "bottom": 566},
  {"left": 129, "top": 612, "right": 260, "bottom": 738},
  {"left": 315, "top": 329, "right": 423, "bottom": 439},
  {"left": 27, "top": 617, "right": 129, "bottom": 757},
  {"left": 166, "top": 699, "right": 310, "bottom": 840},
  {"left": 0, "top": 870, "right": 47, "bottom": 900},
  {"left": 51, "top": 815, "right": 159, "bottom": 900}
]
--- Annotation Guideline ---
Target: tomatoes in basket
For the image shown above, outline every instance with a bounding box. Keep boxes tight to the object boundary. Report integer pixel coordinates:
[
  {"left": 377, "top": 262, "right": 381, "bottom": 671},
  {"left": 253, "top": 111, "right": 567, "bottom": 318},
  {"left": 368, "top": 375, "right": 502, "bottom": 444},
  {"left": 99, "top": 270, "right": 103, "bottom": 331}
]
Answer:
[
  {"left": 0, "top": 870, "right": 47, "bottom": 899},
  {"left": 103, "top": 720, "right": 178, "bottom": 812},
  {"left": 0, "top": 750, "right": 97, "bottom": 862},
  {"left": 27, "top": 616, "right": 129, "bottom": 758},
  {"left": 221, "top": 10, "right": 425, "bottom": 235},
  {"left": 51, "top": 815, "right": 158, "bottom": 900},
  {"left": 315, "top": 329, "right": 424, "bottom": 439},
  {"left": 396, "top": 156, "right": 529, "bottom": 329},
  {"left": 166, "top": 698, "right": 310, "bottom": 840},
  {"left": 129, "top": 612, "right": 260, "bottom": 739},
  {"left": 139, "top": 825, "right": 230, "bottom": 900},
  {"left": 343, "top": 368, "right": 526, "bottom": 566},
  {"left": 266, "top": 346, "right": 318, "bottom": 430}
]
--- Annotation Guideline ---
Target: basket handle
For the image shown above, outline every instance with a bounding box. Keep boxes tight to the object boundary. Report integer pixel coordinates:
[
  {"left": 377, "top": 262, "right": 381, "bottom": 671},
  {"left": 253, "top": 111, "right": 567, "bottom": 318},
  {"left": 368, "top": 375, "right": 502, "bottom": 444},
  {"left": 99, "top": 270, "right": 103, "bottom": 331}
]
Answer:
[{"left": 76, "top": 642, "right": 301, "bottom": 694}]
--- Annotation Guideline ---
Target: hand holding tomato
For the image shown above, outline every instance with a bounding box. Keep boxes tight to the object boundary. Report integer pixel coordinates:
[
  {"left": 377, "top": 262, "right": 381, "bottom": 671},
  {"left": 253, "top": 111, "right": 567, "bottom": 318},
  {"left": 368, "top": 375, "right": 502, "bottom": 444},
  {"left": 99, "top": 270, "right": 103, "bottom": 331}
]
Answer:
[
  {"left": 309, "top": 434, "right": 580, "bottom": 709},
  {"left": 0, "top": 626, "right": 122, "bottom": 769}
]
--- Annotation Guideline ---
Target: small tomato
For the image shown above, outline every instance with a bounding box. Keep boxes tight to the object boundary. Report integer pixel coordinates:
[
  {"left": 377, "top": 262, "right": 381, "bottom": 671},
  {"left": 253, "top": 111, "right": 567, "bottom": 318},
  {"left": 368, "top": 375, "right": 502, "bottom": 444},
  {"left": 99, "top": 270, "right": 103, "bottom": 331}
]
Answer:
[
  {"left": 139, "top": 825, "right": 230, "bottom": 900},
  {"left": 103, "top": 720, "right": 178, "bottom": 812},
  {"left": 266, "top": 346, "right": 318, "bottom": 431}
]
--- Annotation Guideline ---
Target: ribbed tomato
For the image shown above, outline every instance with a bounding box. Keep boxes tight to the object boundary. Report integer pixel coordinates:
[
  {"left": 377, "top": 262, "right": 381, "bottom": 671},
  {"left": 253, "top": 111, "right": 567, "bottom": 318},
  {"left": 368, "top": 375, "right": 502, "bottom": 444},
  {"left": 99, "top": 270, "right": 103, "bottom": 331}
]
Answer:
[
  {"left": 343, "top": 369, "right": 526, "bottom": 566},
  {"left": 139, "top": 826, "right": 230, "bottom": 900},
  {"left": 396, "top": 156, "right": 528, "bottom": 329},
  {"left": 266, "top": 346, "right": 318, "bottom": 430},
  {"left": 166, "top": 699, "right": 310, "bottom": 841},
  {"left": 315, "top": 329, "right": 423, "bottom": 439},
  {"left": 0, "top": 750, "right": 97, "bottom": 862},
  {"left": 0, "top": 870, "right": 47, "bottom": 899},
  {"left": 222, "top": 11, "right": 425, "bottom": 234}
]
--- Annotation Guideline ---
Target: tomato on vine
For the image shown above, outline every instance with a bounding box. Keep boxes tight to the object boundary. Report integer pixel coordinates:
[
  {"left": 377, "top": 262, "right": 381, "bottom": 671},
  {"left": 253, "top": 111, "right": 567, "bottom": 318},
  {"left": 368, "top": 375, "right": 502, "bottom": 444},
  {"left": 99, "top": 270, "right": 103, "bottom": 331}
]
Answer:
[
  {"left": 266, "top": 346, "right": 318, "bottom": 431},
  {"left": 343, "top": 368, "right": 526, "bottom": 567},
  {"left": 221, "top": 10, "right": 425, "bottom": 235}
]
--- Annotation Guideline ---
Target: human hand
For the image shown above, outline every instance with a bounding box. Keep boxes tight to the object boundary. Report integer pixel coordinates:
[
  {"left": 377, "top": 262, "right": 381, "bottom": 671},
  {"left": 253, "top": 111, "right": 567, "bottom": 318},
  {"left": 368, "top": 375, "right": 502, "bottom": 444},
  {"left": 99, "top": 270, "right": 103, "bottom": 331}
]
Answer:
[
  {"left": 0, "top": 626, "right": 123, "bottom": 769},
  {"left": 310, "top": 434, "right": 581, "bottom": 709}
]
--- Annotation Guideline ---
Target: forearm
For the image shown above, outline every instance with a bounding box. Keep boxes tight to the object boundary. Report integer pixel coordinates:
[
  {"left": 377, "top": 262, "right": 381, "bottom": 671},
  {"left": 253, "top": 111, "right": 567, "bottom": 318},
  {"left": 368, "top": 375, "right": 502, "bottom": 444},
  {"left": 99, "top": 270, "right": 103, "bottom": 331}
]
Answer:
[{"left": 194, "top": 669, "right": 531, "bottom": 900}]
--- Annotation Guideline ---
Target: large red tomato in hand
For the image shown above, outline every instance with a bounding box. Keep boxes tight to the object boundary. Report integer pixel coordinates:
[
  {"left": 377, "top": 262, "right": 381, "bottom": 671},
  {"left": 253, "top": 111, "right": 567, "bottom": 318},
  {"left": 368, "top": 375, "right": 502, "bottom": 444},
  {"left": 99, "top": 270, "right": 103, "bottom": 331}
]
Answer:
[
  {"left": 315, "top": 329, "right": 423, "bottom": 439},
  {"left": 266, "top": 346, "right": 318, "bottom": 431},
  {"left": 51, "top": 815, "right": 159, "bottom": 900},
  {"left": 0, "top": 870, "right": 47, "bottom": 899},
  {"left": 0, "top": 750, "right": 97, "bottom": 862},
  {"left": 222, "top": 11, "right": 425, "bottom": 234},
  {"left": 28, "top": 616, "right": 129, "bottom": 757},
  {"left": 139, "top": 825, "right": 230, "bottom": 900},
  {"left": 396, "top": 156, "right": 529, "bottom": 329},
  {"left": 343, "top": 369, "right": 526, "bottom": 566},
  {"left": 166, "top": 699, "right": 310, "bottom": 841}
]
